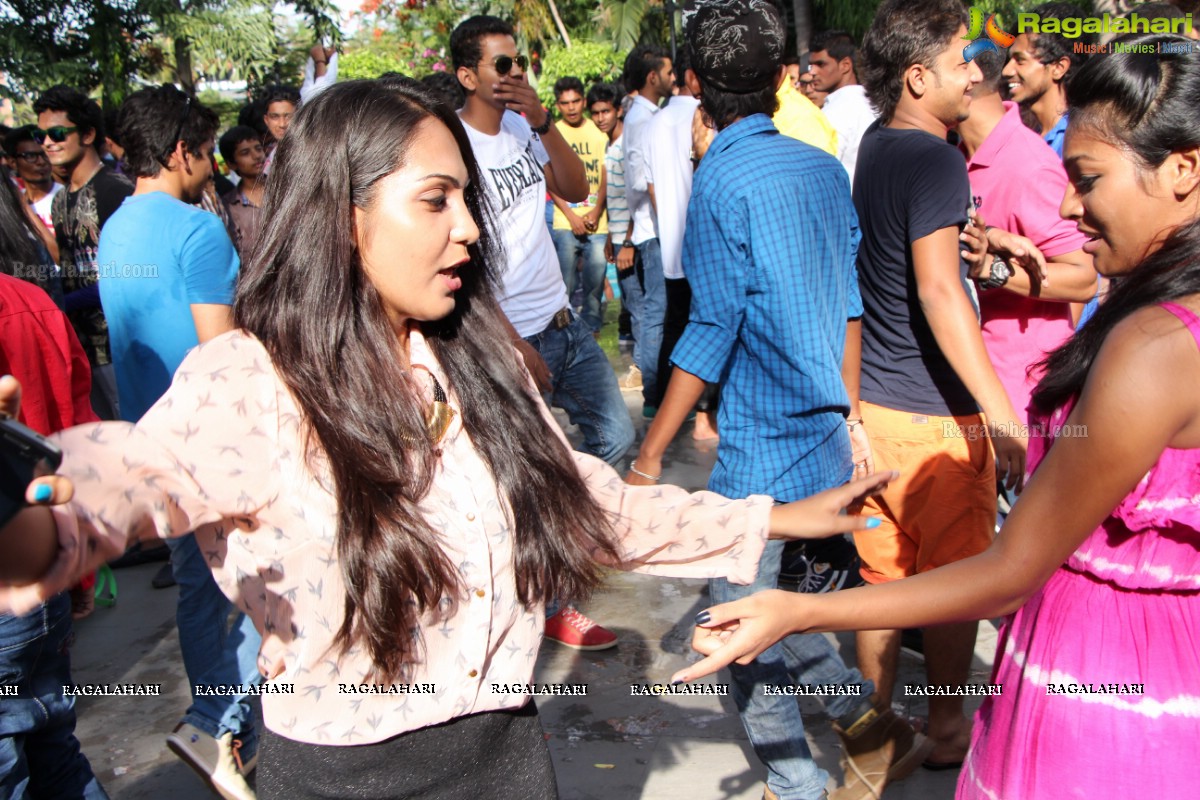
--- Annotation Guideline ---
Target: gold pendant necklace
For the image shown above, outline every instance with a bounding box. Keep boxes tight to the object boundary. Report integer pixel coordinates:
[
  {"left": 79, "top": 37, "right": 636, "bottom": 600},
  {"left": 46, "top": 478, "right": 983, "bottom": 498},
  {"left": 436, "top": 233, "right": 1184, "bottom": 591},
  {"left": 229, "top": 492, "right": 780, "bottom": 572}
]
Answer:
[{"left": 411, "top": 365, "right": 455, "bottom": 445}]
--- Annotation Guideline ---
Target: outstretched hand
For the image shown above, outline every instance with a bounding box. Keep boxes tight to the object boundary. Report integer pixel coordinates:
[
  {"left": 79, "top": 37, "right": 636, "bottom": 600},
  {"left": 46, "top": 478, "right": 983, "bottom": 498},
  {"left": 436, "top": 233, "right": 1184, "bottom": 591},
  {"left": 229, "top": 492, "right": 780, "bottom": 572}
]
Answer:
[
  {"left": 768, "top": 470, "right": 896, "bottom": 540},
  {"left": 0, "top": 375, "right": 86, "bottom": 613},
  {"left": 670, "top": 589, "right": 806, "bottom": 683},
  {"left": 0, "top": 375, "right": 72, "bottom": 513}
]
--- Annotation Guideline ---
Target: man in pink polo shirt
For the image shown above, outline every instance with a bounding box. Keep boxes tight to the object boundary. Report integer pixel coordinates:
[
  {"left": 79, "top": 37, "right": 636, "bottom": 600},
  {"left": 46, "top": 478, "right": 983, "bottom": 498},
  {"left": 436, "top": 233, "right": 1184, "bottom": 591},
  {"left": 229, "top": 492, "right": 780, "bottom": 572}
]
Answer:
[{"left": 957, "top": 49, "right": 1096, "bottom": 425}]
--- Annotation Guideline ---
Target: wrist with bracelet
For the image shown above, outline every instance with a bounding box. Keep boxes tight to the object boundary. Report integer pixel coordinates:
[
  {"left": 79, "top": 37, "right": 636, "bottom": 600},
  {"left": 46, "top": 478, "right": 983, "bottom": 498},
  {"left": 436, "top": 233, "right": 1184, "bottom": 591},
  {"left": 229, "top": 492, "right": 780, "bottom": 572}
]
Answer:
[
  {"left": 628, "top": 459, "right": 661, "bottom": 482},
  {"left": 846, "top": 417, "right": 863, "bottom": 431},
  {"left": 531, "top": 114, "right": 552, "bottom": 136}
]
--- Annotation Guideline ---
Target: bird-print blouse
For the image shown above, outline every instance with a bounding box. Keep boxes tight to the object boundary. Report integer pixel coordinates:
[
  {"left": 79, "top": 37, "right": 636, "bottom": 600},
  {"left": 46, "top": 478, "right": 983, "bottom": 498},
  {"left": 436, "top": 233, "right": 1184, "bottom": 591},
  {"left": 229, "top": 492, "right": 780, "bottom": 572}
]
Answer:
[{"left": 52, "top": 329, "right": 772, "bottom": 745}]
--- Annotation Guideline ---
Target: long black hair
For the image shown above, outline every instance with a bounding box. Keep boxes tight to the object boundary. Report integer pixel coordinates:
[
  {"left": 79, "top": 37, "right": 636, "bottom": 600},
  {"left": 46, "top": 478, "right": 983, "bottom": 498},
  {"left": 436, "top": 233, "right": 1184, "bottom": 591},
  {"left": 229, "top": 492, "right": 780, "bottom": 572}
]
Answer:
[
  {"left": 1031, "top": 33, "right": 1200, "bottom": 413},
  {"left": 234, "top": 80, "right": 620, "bottom": 682},
  {"left": 0, "top": 164, "right": 42, "bottom": 271}
]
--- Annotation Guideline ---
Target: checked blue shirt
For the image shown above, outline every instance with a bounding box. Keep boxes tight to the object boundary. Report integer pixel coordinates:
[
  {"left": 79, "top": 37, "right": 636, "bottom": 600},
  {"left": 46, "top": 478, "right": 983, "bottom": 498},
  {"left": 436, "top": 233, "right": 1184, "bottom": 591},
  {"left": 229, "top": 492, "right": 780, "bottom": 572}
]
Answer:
[{"left": 671, "top": 114, "right": 863, "bottom": 502}]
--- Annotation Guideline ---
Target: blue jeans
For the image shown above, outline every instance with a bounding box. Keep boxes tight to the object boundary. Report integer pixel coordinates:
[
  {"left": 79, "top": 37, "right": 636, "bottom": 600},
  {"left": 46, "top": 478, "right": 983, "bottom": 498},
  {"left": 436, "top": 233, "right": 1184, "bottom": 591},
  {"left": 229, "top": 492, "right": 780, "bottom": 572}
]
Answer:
[
  {"left": 523, "top": 312, "right": 634, "bottom": 468},
  {"left": 711, "top": 540, "right": 874, "bottom": 800},
  {"left": 0, "top": 592, "right": 109, "bottom": 800},
  {"left": 167, "top": 534, "right": 262, "bottom": 755},
  {"left": 550, "top": 228, "right": 608, "bottom": 334},
  {"left": 625, "top": 239, "right": 666, "bottom": 406}
]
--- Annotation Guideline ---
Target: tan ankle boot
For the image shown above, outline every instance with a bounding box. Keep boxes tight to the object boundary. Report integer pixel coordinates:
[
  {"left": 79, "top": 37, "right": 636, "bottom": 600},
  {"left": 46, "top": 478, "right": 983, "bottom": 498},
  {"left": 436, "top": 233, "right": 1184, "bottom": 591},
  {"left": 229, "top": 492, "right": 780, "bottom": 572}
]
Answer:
[{"left": 829, "top": 695, "right": 932, "bottom": 800}]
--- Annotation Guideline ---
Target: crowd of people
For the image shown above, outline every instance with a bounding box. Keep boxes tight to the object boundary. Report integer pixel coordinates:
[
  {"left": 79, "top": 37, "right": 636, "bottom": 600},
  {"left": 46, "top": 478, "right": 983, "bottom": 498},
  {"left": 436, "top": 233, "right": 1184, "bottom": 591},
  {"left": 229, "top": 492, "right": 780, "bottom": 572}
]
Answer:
[{"left": 0, "top": 0, "right": 1197, "bottom": 799}]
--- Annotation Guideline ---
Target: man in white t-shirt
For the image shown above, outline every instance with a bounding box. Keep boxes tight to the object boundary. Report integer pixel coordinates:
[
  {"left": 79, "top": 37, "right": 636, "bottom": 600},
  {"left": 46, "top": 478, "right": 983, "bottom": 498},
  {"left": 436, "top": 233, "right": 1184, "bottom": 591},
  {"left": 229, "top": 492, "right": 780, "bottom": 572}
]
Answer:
[
  {"left": 643, "top": 57, "right": 717, "bottom": 439},
  {"left": 620, "top": 45, "right": 674, "bottom": 417},
  {"left": 809, "top": 30, "right": 877, "bottom": 184},
  {"left": 453, "top": 15, "right": 634, "bottom": 650}
]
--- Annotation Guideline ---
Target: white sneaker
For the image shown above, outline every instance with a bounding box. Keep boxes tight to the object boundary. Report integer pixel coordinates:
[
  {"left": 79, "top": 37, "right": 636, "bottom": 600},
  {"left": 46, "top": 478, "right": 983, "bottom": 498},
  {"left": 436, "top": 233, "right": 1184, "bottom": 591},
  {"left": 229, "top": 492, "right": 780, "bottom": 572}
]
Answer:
[
  {"left": 620, "top": 365, "right": 643, "bottom": 390},
  {"left": 167, "top": 723, "right": 257, "bottom": 800}
]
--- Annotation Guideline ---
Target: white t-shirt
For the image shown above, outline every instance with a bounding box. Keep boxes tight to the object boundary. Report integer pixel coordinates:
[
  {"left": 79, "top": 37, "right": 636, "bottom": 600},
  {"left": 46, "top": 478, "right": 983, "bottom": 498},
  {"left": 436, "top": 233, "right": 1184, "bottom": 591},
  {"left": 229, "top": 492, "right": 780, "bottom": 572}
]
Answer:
[
  {"left": 622, "top": 95, "right": 660, "bottom": 246},
  {"left": 644, "top": 95, "right": 699, "bottom": 281},
  {"left": 821, "top": 84, "right": 877, "bottom": 186},
  {"left": 460, "top": 110, "right": 569, "bottom": 337},
  {"left": 28, "top": 182, "right": 62, "bottom": 234}
]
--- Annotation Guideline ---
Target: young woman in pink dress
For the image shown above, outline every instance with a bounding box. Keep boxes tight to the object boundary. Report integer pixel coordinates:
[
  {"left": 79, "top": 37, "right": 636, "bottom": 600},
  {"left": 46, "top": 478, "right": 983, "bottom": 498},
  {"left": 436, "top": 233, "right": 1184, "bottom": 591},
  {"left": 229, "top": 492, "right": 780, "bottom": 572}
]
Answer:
[{"left": 673, "top": 33, "right": 1200, "bottom": 800}]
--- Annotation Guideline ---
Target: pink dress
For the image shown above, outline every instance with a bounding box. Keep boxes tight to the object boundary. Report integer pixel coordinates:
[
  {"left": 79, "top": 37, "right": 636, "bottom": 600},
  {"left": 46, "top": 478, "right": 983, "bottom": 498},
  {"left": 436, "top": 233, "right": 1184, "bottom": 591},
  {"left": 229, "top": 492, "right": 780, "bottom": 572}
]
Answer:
[{"left": 958, "top": 302, "right": 1200, "bottom": 800}]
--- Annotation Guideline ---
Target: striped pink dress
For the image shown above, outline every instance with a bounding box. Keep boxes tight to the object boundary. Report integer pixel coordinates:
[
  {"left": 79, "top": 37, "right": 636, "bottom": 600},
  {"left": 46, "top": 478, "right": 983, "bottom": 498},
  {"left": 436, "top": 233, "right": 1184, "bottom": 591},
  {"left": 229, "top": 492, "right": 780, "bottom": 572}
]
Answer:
[{"left": 958, "top": 302, "right": 1200, "bottom": 800}]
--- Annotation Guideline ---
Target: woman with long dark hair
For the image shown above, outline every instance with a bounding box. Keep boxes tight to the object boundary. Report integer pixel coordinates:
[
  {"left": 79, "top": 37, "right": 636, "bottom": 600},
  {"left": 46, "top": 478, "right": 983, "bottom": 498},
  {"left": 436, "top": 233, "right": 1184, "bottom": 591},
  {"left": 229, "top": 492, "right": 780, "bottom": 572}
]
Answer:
[
  {"left": 0, "top": 80, "right": 889, "bottom": 798},
  {"left": 673, "top": 33, "right": 1200, "bottom": 800},
  {"left": 0, "top": 163, "right": 61, "bottom": 304}
]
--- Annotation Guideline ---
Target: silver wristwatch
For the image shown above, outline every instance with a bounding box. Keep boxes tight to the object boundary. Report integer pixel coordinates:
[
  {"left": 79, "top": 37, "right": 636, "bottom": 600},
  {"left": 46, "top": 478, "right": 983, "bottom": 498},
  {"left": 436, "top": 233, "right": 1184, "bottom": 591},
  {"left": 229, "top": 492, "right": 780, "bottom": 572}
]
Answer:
[{"left": 977, "top": 254, "right": 1012, "bottom": 290}]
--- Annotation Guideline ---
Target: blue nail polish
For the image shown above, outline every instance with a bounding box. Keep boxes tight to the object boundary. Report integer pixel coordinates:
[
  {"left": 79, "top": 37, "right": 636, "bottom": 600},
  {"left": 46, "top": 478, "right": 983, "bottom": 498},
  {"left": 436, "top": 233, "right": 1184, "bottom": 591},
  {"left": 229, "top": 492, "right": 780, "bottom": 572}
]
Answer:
[
  {"left": 695, "top": 611, "right": 711, "bottom": 625},
  {"left": 33, "top": 483, "right": 53, "bottom": 503},
  {"left": 866, "top": 517, "right": 882, "bottom": 529}
]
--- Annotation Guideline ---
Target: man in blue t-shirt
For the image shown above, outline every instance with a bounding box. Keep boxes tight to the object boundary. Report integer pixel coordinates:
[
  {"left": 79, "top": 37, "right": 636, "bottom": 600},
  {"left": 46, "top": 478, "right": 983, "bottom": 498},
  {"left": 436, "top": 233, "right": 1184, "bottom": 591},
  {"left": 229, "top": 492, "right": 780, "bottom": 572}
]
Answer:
[{"left": 97, "top": 85, "right": 259, "bottom": 800}]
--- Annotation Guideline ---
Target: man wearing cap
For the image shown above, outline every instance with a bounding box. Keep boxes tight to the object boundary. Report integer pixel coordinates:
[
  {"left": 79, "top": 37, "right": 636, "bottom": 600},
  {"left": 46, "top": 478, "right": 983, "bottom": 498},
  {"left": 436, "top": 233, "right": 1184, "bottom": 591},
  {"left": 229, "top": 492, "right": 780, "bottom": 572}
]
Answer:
[{"left": 630, "top": 2, "right": 928, "bottom": 798}]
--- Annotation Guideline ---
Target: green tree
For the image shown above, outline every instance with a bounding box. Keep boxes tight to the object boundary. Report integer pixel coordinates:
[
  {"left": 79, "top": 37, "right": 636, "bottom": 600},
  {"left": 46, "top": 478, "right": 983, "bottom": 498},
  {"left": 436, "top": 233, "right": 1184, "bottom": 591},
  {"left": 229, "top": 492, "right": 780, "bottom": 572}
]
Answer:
[
  {"left": 0, "top": 0, "right": 344, "bottom": 105},
  {"left": 594, "top": 0, "right": 650, "bottom": 51},
  {"left": 0, "top": 0, "right": 152, "bottom": 106},
  {"left": 143, "top": 0, "right": 343, "bottom": 95},
  {"left": 536, "top": 41, "right": 627, "bottom": 108}
]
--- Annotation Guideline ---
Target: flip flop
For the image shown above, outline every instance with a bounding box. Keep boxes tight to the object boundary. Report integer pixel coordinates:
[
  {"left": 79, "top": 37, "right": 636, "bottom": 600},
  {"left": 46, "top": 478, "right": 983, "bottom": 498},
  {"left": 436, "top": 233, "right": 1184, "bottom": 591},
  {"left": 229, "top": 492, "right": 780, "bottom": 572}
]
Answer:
[{"left": 908, "top": 717, "right": 966, "bottom": 769}]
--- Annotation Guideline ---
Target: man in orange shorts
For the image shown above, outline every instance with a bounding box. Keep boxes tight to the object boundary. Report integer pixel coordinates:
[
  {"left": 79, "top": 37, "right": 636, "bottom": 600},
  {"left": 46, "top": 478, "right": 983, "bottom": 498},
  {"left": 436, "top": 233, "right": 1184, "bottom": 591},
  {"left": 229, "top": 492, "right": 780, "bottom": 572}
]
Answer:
[{"left": 851, "top": 0, "right": 1028, "bottom": 771}]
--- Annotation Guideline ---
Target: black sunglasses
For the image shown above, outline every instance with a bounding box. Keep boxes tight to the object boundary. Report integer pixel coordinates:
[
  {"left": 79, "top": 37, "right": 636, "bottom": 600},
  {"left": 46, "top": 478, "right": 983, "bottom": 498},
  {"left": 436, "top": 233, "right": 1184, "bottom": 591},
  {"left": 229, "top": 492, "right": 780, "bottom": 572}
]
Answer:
[
  {"left": 480, "top": 54, "right": 529, "bottom": 75},
  {"left": 32, "top": 126, "right": 78, "bottom": 144}
]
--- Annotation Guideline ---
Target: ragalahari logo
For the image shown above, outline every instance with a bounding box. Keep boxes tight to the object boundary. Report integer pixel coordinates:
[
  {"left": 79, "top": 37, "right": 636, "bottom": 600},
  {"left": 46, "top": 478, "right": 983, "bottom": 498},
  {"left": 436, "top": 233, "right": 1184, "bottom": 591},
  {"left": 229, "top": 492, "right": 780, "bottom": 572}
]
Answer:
[{"left": 963, "top": 7, "right": 1016, "bottom": 61}]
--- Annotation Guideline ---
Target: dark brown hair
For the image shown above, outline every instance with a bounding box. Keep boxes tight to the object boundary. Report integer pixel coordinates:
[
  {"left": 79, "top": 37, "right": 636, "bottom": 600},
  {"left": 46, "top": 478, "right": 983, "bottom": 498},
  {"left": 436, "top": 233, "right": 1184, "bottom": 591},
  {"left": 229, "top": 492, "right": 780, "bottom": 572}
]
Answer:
[
  {"left": 859, "top": 0, "right": 967, "bottom": 123},
  {"left": 235, "top": 80, "right": 620, "bottom": 682}
]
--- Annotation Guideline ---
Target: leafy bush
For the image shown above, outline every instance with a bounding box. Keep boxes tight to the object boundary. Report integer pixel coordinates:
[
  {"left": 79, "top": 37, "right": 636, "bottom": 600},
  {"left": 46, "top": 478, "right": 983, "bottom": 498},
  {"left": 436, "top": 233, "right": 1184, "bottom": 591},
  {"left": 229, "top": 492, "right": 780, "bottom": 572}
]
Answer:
[
  {"left": 536, "top": 41, "right": 627, "bottom": 110},
  {"left": 338, "top": 48, "right": 408, "bottom": 81}
]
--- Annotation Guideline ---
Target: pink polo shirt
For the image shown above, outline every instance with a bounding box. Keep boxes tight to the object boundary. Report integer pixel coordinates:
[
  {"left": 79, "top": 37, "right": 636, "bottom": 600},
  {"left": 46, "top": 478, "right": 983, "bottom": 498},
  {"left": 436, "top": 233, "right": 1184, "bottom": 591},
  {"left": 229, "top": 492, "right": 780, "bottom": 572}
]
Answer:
[{"left": 964, "top": 101, "right": 1088, "bottom": 422}]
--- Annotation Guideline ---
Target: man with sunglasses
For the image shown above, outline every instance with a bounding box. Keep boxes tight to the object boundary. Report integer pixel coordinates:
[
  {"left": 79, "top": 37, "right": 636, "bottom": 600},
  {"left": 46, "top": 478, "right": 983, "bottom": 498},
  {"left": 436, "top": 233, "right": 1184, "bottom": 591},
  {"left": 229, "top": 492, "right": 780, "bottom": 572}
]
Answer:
[
  {"left": 4, "top": 125, "right": 60, "bottom": 235},
  {"left": 34, "top": 85, "right": 133, "bottom": 421},
  {"left": 452, "top": 15, "right": 634, "bottom": 651}
]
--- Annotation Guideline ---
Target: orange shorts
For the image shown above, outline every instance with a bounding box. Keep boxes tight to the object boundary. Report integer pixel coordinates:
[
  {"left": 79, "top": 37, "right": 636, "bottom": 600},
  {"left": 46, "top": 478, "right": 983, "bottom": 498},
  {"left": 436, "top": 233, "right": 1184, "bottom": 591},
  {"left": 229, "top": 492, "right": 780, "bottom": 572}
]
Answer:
[{"left": 853, "top": 401, "right": 996, "bottom": 584}]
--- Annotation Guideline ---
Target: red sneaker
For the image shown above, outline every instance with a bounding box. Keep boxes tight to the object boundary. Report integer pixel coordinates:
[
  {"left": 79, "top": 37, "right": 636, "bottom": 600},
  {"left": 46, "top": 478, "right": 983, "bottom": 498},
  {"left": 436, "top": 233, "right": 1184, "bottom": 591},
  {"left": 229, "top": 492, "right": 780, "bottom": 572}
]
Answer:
[{"left": 544, "top": 606, "right": 618, "bottom": 650}]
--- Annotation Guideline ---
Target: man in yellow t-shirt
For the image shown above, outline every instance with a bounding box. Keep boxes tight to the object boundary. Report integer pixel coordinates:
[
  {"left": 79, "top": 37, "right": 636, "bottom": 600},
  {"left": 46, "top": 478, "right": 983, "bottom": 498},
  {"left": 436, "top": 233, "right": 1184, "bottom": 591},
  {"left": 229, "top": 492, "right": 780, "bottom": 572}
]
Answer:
[
  {"left": 549, "top": 76, "right": 609, "bottom": 333},
  {"left": 773, "top": 71, "right": 839, "bottom": 155}
]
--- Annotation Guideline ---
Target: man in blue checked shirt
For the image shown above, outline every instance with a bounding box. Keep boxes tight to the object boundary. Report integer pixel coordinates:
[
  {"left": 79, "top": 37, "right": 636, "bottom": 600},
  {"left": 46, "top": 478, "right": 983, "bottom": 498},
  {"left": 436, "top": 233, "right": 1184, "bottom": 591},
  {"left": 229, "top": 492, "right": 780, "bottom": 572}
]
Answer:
[{"left": 628, "top": 3, "right": 929, "bottom": 800}]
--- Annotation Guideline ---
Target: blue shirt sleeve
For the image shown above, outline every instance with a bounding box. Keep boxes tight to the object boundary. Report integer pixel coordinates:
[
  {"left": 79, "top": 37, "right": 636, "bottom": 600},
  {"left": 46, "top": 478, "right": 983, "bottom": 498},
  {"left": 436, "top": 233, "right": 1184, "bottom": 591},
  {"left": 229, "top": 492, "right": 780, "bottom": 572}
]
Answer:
[
  {"left": 669, "top": 182, "right": 748, "bottom": 383},
  {"left": 180, "top": 212, "right": 240, "bottom": 305}
]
